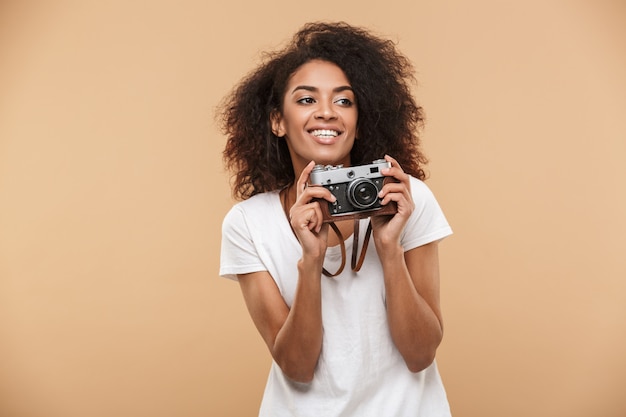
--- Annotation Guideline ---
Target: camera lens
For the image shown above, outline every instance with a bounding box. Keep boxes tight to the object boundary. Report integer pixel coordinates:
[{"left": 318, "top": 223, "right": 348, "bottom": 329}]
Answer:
[{"left": 347, "top": 179, "right": 379, "bottom": 209}]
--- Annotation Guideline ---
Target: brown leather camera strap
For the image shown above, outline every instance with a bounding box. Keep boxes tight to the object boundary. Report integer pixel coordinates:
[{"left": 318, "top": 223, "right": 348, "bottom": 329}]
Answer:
[
  {"left": 320, "top": 220, "right": 371, "bottom": 277},
  {"left": 280, "top": 187, "right": 370, "bottom": 277},
  {"left": 351, "top": 219, "right": 372, "bottom": 272},
  {"left": 323, "top": 222, "right": 347, "bottom": 277}
]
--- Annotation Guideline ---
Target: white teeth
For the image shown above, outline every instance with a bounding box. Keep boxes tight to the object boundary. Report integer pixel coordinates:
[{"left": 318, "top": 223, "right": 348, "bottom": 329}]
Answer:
[{"left": 311, "top": 129, "right": 339, "bottom": 137}]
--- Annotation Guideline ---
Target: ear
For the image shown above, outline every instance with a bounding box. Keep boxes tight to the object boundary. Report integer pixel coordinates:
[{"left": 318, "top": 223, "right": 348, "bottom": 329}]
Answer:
[{"left": 270, "top": 109, "right": 285, "bottom": 138}]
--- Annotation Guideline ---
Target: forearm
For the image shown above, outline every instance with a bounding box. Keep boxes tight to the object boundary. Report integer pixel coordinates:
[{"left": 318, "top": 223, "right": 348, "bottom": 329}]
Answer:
[
  {"left": 271, "top": 256, "right": 323, "bottom": 382},
  {"left": 380, "top": 245, "right": 443, "bottom": 372}
]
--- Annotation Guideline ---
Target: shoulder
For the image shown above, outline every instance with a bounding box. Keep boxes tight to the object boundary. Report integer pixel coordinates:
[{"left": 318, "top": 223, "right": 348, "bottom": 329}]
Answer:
[
  {"left": 407, "top": 175, "right": 447, "bottom": 216},
  {"left": 401, "top": 176, "right": 452, "bottom": 248},
  {"left": 225, "top": 191, "right": 279, "bottom": 215},
  {"left": 409, "top": 176, "right": 438, "bottom": 204},
  {"left": 222, "top": 191, "right": 280, "bottom": 230}
]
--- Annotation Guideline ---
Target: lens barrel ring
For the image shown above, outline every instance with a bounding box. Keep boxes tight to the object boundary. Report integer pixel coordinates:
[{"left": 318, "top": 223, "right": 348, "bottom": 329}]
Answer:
[{"left": 347, "top": 178, "right": 379, "bottom": 209}]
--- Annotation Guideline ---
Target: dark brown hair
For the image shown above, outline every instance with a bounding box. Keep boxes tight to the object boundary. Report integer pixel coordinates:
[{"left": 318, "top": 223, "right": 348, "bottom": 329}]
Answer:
[{"left": 218, "top": 22, "right": 428, "bottom": 200}]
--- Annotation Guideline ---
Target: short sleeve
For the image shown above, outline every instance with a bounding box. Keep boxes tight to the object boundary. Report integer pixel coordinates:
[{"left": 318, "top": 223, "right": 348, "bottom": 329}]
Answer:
[
  {"left": 219, "top": 204, "right": 268, "bottom": 281},
  {"left": 401, "top": 177, "right": 453, "bottom": 251}
]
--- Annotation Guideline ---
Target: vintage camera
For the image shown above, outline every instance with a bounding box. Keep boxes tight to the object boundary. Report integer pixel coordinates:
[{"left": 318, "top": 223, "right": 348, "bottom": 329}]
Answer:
[{"left": 309, "top": 159, "right": 397, "bottom": 222}]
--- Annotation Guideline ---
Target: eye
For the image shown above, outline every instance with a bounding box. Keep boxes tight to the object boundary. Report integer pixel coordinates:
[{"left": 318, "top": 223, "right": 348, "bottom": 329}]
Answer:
[
  {"left": 335, "top": 97, "right": 354, "bottom": 106},
  {"left": 296, "top": 96, "right": 316, "bottom": 105}
]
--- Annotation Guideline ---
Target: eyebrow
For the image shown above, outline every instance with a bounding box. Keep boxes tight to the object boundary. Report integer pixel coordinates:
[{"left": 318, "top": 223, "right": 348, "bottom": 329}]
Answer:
[{"left": 290, "top": 85, "right": 354, "bottom": 95}]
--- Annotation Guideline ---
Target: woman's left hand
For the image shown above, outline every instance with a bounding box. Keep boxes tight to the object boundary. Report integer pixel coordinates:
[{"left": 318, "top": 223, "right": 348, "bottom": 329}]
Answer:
[{"left": 370, "top": 155, "right": 415, "bottom": 248}]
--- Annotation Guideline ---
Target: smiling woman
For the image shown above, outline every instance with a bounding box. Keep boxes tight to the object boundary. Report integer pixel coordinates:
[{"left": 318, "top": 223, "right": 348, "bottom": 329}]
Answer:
[
  {"left": 218, "top": 22, "right": 428, "bottom": 202},
  {"left": 2, "top": 2, "right": 625, "bottom": 417},
  {"left": 270, "top": 60, "right": 358, "bottom": 174},
  {"left": 217, "top": 22, "right": 453, "bottom": 417}
]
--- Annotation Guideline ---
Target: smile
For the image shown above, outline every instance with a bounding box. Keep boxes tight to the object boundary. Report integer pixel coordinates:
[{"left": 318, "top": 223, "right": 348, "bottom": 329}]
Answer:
[{"left": 310, "top": 129, "right": 340, "bottom": 138}]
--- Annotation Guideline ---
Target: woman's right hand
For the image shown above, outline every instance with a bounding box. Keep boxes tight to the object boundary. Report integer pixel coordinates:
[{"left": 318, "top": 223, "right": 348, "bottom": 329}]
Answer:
[{"left": 288, "top": 161, "right": 336, "bottom": 260}]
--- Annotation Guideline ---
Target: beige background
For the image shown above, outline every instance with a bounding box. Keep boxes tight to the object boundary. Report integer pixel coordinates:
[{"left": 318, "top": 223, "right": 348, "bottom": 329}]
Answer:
[{"left": 1, "top": 1, "right": 625, "bottom": 416}]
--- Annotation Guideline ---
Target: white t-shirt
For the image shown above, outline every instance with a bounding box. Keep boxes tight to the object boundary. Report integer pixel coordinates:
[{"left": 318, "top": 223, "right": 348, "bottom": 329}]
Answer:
[{"left": 220, "top": 176, "right": 453, "bottom": 417}]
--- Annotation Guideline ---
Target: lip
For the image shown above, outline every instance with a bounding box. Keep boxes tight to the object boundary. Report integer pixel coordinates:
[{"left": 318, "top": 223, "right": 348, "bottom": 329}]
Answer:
[{"left": 307, "top": 126, "right": 343, "bottom": 145}]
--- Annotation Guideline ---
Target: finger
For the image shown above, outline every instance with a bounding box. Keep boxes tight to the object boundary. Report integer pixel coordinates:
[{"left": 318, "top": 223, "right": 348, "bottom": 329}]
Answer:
[
  {"left": 379, "top": 190, "right": 410, "bottom": 207},
  {"left": 301, "top": 184, "right": 337, "bottom": 204},
  {"left": 377, "top": 177, "right": 413, "bottom": 208},
  {"left": 381, "top": 154, "right": 411, "bottom": 193},
  {"left": 380, "top": 156, "right": 407, "bottom": 184},
  {"left": 384, "top": 153, "right": 396, "bottom": 164},
  {"left": 383, "top": 155, "right": 404, "bottom": 174},
  {"left": 292, "top": 210, "right": 313, "bottom": 230},
  {"left": 380, "top": 181, "right": 410, "bottom": 195},
  {"left": 302, "top": 203, "right": 324, "bottom": 233},
  {"left": 379, "top": 176, "right": 411, "bottom": 200},
  {"left": 384, "top": 154, "right": 402, "bottom": 170},
  {"left": 311, "top": 202, "right": 325, "bottom": 233},
  {"left": 292, "top": 204, "right": 318, "bottom": 228},
  {"left": 296, "top": 161, "right": 317, "bottom": 197}
]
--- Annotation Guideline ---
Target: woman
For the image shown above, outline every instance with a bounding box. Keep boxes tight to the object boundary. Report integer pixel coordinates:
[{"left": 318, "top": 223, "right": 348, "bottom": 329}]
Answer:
[{"left": 218, "top": 22, "right": 453, "bottom": 417}]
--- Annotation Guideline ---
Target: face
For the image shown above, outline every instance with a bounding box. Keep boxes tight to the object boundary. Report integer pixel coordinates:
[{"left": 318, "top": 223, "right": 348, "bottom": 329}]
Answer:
[{"left": 271, "top": 59, "right": 358, "bottom": 176}]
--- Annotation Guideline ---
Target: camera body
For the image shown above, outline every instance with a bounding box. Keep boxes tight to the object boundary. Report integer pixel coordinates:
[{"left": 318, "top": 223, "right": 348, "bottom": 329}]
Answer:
[{"left": 309, "top": 159, "right": 397, "bottom": 222}]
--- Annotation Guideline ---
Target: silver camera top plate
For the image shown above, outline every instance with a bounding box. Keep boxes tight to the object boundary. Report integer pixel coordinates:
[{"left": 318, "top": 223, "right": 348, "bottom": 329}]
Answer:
[{"left": 309, "top": 159, "right": 390, "bottom": 185}]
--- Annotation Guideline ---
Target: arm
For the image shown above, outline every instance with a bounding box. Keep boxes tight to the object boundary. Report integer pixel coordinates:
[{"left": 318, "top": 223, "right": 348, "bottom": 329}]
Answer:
[
  {"left": 371, "top": 155, "right": 445, "bottom": 372},
  {"left": 238, "top": 260, "right": 323, "bottom": 383},
  {"left": 378, "top": 241, "right": 444, "bottom": 372},
  {"left": 237, "top": 161, "right": 334, "bottom": 383}
]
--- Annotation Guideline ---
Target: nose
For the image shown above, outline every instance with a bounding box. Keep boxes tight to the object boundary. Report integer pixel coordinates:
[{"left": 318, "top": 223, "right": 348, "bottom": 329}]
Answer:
[{"left": 315, "top": 102, "right": 337, "bottom": 120}]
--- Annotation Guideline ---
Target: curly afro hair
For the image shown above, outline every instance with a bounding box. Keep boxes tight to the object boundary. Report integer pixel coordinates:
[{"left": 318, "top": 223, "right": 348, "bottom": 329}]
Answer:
[{"left": 218, "top": 21, "right": 428, "bottom": 200}]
